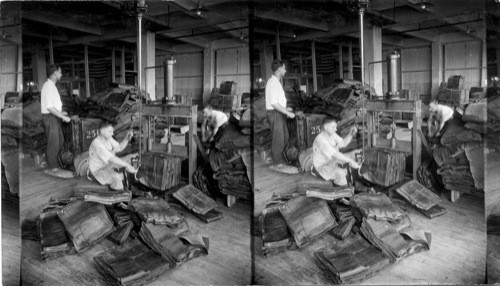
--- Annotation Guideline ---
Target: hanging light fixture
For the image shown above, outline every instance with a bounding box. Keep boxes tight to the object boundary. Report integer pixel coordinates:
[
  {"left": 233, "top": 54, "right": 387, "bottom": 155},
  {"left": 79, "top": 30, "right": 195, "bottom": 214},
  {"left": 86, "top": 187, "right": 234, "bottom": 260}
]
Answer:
[
  {"left": 190, "top": 0, "right": 209, "bottom": 16},
  {"left": 420, "top": 0, "right": 434, "bottom": 10}
]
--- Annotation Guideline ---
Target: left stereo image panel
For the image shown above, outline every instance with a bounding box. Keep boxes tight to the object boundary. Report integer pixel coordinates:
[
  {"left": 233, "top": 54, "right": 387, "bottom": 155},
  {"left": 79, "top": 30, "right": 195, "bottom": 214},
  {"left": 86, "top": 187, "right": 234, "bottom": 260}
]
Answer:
[{"left": 2, "top": 1, "right": 253, "bottom": 285}]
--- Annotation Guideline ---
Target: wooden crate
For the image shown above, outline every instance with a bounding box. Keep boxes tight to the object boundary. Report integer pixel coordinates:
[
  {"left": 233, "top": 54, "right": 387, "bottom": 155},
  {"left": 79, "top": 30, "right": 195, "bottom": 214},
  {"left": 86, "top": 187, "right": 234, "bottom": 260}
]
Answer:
[
  {"left": 294, "top": 113, "right": 326, "bottom": 149},
  {"left": 137, "top": 152, "right": 186, "bottom": 191},
  {"left": 209, "top": 93, "right": 241, "bottom": 111},
  {"left": 360, "top": 148, "right": 407, "bottom": 187},
  {"left": 438, "top": 88, "right": 468, "bottom": 107},
  {"left": 69, "top": 118, "right": 103, "bottom": 155}
]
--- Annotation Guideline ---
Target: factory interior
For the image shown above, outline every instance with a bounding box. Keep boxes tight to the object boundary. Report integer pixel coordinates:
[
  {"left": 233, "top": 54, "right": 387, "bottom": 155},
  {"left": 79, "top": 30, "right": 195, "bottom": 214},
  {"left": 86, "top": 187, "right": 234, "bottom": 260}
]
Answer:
[{"left": 0, "top": 0, "right": 499, "bottom": 285}]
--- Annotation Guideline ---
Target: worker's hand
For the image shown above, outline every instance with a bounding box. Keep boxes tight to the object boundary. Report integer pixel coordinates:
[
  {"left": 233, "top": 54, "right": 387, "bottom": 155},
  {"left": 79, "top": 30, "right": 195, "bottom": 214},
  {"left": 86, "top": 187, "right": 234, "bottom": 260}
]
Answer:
[
  {"left": 126, "top": 164, "right": 137, "bottom": 174},
  {"left": 125, "top": 130, "right": 134, "bottom": 141},
  {"left": 349, "top": 161, "right": 360, "bottom": 169},
  {"left": 286, "top": 107, "right": 293, "bottom": 112},
  {"left": 349, "top": 126, "right": 358, "bottom": 136},
  {"left": 62, "top": 111, "right": 68, "bottom": 116},
  {"left": 287, "top": 112, "right": 296, "bottom": 119},
  {"left": 62, "top": 116, "right": 71, "bottom": 123}
]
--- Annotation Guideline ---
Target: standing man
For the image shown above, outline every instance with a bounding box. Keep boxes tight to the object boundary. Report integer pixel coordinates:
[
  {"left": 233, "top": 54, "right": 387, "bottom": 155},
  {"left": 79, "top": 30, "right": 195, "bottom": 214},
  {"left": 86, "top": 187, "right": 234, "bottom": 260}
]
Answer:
[
  {"left": 265, "top": 60, "right": 295, "bottom": 165},
  {"left": 312, "top": 118, "right": 359, "bottom": 186},
  {"left": 41, "top": 64, "right": 71, "bottom": 174}
]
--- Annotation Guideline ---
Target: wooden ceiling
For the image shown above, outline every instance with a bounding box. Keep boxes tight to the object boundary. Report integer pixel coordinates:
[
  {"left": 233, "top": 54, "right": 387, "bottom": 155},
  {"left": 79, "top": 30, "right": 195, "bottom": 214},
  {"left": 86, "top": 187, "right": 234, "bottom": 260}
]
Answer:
[
  {"left": 21, "top": 0, "right": 249, "bottom": 64},
  {"left": 253, "top": 0, "right": 488, "bottom": 59}
]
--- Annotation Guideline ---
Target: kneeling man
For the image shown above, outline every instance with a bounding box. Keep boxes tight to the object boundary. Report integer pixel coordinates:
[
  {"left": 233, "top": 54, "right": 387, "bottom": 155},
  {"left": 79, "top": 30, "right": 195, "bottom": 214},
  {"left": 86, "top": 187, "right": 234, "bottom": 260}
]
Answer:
[
  {"left": 88, "top": 122, "right": 137, "bottom": 190},
  {"left": 312, "top": 118, "right": 360, "bottom": 186}
]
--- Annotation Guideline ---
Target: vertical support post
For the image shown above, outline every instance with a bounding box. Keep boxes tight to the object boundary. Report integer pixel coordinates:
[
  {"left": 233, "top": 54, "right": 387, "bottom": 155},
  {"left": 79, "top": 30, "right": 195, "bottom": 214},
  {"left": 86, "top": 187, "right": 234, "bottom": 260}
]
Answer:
[
  {"left": 189, "top": 105, "right": 198, "bottom": 184},
  {"left": 137, "top": 13, "right": 143, "bottom": 92},
  {"left": 259, "top": 41, "right": 273, "bottom": 82},
  {"left": 71, "top": 57, "right": 75, "bottom": 78},
  {"left": 412, "top": 100, "right": 422, "bottom": 180},
  {"left": 49, "top": 30, "right": 54, "bottom": 65},
  {"left": 32, "top": 42, "right": 47, "bottom": 88},
  {"left": 312, "top": 40, "right": 317, "bottom": 92},
  {"left": 111, "top": 46, "right": 116, "bottom": 83},
  {"left": 142, "top": 30, "right": 156, "bottom": 99},
  {"left": 338, "top": 43, "right": 343, "bottom": 79},
  {"left": 17, "top": 44, "right": 22, "bottom": 92},
  {"left": 203, "top": 45, "right": 215, "bottom": 105},
  {"left": 348, "top": 42, "right": 353, "bottom": 79},
  {"left": 481, "top": 39, "right": 487, "bottom": 87},
  {"left": 431, "top": 40, "right": 443, "bottom": 99},
  {"left": 121, "top": 45, "right": 126, "bottom": 84},
  {"left": 276, "top": 27, "right": 281, "bottom": 60},
  {"left": 84, "top": 44, "right": 90, "bottom": 98}
]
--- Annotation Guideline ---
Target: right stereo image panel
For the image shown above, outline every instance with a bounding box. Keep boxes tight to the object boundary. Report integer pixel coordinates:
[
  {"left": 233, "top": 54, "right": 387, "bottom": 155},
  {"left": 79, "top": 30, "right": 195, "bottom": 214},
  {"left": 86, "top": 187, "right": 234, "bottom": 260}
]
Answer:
[{"left": 251, "top": 0, "right": 496, "bottom": 284}]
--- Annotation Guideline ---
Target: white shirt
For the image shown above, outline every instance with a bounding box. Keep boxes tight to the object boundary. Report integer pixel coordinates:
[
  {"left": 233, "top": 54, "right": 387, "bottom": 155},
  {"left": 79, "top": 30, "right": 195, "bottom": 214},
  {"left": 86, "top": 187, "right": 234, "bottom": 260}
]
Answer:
[
  {"left": 206, "top": 109, "right": 228, "bottom": 129},
  {"left": 312, "top": 131, "right": 346, "bottom": 179},
  {"left": 88, "top": 136, "right": 120, "bottom": 173},
  {"left": 40, "top": 79, "right": 63, "bottom": 114},
  {"left": 432, "top": 104, "right": 454, "bottom": 123},
  {"left": 265, "top": 75, "right": 286, "bottom": 110}
]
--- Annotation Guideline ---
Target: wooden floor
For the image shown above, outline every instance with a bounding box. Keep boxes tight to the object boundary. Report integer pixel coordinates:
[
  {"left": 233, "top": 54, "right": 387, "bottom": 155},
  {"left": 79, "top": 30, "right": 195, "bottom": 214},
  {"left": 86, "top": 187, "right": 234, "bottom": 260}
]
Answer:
[
  {"left": 2, "top": 195, "right": 21, "bottom": 286},
  {"left": 252, "top": 150, "right": 487, "bottom": 285},
  {"left": 20, "top": 157, "right": 252, "bottom": 285}
]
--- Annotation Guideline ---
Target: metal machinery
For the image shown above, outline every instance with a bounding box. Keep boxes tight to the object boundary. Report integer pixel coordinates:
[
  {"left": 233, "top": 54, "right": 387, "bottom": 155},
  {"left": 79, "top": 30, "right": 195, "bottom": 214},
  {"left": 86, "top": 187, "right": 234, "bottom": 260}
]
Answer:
[
  {"left": 357, "top": 0, "right": 423, "bottom": 180},
  {"left": 135, "top": 0, "right": 198, "bottom": 185}
]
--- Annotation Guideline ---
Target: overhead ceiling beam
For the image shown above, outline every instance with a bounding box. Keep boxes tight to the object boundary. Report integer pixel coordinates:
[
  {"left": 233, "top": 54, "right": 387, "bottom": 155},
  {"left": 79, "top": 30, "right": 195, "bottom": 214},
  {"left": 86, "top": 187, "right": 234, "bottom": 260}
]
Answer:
[
  {"left": 215, "top": 22, "right": 248, "bottom": 44},
  {"left": 23, "top": 10, "right": 103, "bottom": 36},
  {"left": 254, "top": 6, "right": 329, "bottom": 31},
  {"left": 23, "top": 30, "right": 68, "bottom": 42},
  {"left": 254, "top": 27, "right": 295, "bottom": 38},
  {"left": 53, "top": 28, "right": 136, "bottom": 48},
  {"left": 157, "top": 32, "right": 208, "bottom": 48}
]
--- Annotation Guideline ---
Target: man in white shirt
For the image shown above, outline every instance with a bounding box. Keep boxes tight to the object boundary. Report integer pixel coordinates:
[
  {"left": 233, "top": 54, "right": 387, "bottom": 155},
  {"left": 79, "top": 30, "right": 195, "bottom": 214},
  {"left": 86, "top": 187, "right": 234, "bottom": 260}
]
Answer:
[
  {"left": 428, "top": 100, "right": 454, "bottom": 137},
  {"left": 40, "top": 65, "right": 71, "bottom": 172},
  {"left": 312, "top": 118, "right": 359, "bottom": 186},
  {"left": 201, "top": 104, "right": 228, "bottom": 143},
  {"left": 265, "top": 60, "right": 295, "bottom": 165},
  {"left": 88, "top": 122, "right": 137, "bottom": 190}
]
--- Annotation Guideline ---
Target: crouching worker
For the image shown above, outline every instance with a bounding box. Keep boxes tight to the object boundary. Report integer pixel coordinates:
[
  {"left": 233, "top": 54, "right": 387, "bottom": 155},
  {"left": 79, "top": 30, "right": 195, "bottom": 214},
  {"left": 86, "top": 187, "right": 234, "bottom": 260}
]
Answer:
[
  {"left": 312, "top": 118, "right": 360, "bottom": 187},
  {"left": 88, "top": 122, "right": 137, "bottom": 190},
  {"left": 201, "top": 104, "right": 228, "bottom": 143},
  {"left": 428, "top": 100, "right": 454, "bottom": 138}
]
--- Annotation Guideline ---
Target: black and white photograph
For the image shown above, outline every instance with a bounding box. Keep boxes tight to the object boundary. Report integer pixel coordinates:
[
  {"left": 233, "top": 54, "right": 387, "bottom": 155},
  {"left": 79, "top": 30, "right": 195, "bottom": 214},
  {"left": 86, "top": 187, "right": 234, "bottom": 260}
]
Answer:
[{"left": 0, "top": 0, "right": 499, "bottom": 285}]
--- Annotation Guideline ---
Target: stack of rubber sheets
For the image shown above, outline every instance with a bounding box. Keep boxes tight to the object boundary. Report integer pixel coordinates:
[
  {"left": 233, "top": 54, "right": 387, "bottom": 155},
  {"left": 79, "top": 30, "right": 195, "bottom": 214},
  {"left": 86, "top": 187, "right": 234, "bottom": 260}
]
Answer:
[
  {"left": 260, "top": 203, "right": 296, "bottom": 255},
  {"left": 128, "top": 197, "right": 183, "bottom": 226},
  {"left": 297, "top": 172, "right": 354, "bottom": 200},
  {"left": 279, "top": 196, "right": 337, "bottom": 247},
  {"left": 440, "top": 119, "right": 482, "bottom": 147},
  {"left": 106, "top": 207, "right": 134, "bottom": 245},
  {"left": 94, "top": 238, "right": 173, "bottom": 286},
  {"left": 74, "top": 178, "right": 132, "bottom": 205},
  {"left": 350, "top": 193, "right": 405, "bottom": 221},
  {"left": 395, "top": 180, "right": 444, "bottom": 218},
  {"left": 360, "top": 218, "right": 431, "bottom": 262},
  {"left": 330, "top": 217, "right": 356, "bottom": 240},
  {"left": 433, "top": 142, "right": 484, "bottom": 196},
  {"left": 173, "top": 184, "right": 222, "bottom": 223},
  {"left": 328, "top": 200, "right": 354, "bottom": 221},
  {"left": 38, "top": 207, "right": 76, "bottom": 260},
  {"left": 359, "top": 148, "right": 407, "bottom": 187},
  {"left": 314, "top": 234, "right": 390, "bottom": 284},
  {"left": 138, "top": 222, "right": 209, "bottom": 266},
  {"left": 57, "top": 201, "right": 115, "bottom": 252}
]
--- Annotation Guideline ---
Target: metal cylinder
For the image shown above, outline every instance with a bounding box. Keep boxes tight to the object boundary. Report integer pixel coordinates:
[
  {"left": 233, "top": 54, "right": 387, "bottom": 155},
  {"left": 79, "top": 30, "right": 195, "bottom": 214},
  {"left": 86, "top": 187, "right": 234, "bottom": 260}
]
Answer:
[
  {"left": 386, "top": 50, "right": 401, "bottom": 99},
  {"left": 164, "top": 57, "right": 176, "bottom": 104}
]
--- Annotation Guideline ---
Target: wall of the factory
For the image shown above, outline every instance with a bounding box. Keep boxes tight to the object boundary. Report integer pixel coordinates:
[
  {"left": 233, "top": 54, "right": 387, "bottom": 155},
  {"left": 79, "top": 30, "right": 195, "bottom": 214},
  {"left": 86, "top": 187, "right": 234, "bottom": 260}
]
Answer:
[
  {"left": 444, "top": 40, "right": 483, "bottom": 90},
  {"left": 215, "top": 46, "right": 251, "bottom": 96}
]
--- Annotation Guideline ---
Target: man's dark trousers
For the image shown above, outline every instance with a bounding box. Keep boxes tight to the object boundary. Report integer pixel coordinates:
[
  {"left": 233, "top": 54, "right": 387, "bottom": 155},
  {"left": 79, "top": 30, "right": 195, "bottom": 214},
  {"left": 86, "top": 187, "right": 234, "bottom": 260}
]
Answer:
[
  {"left": 267, "top": 110, "right": 289, "bottom": 164},
  {"left": 42, "top": 113, "right": 64, "bottom": 169}
]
